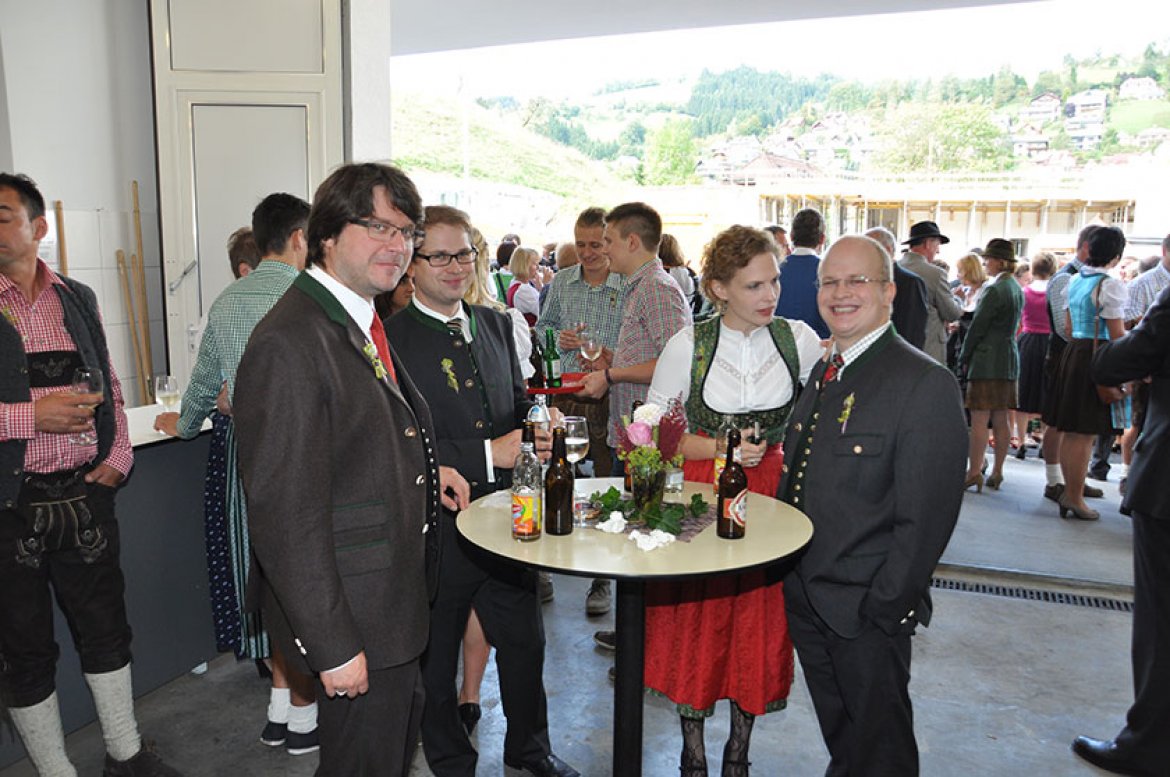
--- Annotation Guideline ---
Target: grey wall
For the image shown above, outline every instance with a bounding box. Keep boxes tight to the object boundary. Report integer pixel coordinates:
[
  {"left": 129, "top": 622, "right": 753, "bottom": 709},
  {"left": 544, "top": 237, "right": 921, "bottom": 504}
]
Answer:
[{"left": 0, "top": 35, "right": 12, "bottom": 172}]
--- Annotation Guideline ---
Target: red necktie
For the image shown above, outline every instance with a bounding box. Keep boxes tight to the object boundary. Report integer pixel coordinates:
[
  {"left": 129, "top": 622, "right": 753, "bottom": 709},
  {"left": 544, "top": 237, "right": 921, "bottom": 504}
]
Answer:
[
  {"left": 368, "top": 318, "right": 398, "bottom": 384},
  {"left": 821, "top": 353, "right": 844, "bottom": 389}
]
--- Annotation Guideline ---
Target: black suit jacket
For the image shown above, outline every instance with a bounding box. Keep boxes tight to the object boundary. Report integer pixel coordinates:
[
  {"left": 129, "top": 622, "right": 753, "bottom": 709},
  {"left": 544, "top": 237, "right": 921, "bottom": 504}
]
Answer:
[
  {"left": 234, "top": 273, "right": 441, "bottom": 674},
  {"left": 892, "top": 263, "right": 929, "bottom": 350},
  {"left": 779, "top": 329, "right": 967, "bottom": 638},
  {"left": 388, "top": 301, "right": 532, "bottom": 502},
  {"left": 1093, "top": 285, "right": 1170, "bottom": 520}
]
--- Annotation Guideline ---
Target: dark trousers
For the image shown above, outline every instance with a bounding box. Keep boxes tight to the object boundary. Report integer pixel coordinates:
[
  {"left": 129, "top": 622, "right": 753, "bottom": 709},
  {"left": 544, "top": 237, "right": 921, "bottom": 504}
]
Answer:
[
  {"left": 1089, "top": 433, "right": 1113, "bottom": 478},
  {"left": 315, "top": 658, "right": 424, "bottom": 777},
  {"left": 0, "top": 472, "right": 133, "bottom": 708},
  {"left": 786, "top": 581, "right": 918, "bottom": 777},
  {"left": 1114, "top": 512, "right": 1170, "bottom": 769},
  {"left": 551, "top": 394, "right": 612, "bottom": 477},
  {"left": 421, "top": 521, "right": 550, "bottom": 776}
]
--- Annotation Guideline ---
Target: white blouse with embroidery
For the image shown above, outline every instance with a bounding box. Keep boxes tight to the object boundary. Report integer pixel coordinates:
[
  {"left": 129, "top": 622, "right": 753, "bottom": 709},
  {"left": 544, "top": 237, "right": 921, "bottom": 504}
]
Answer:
[{"left": 648, "top": 319, "right": 825, "bottom": 414}]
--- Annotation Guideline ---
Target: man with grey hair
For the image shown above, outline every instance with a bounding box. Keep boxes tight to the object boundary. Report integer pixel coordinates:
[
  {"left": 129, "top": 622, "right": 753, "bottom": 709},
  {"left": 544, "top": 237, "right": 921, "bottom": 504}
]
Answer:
[
  {"left": 865, "top": 226, "right": 929, "bottom": 350},
  {"left": 899, "top": 221, "right": 961, "bottom": 363}
]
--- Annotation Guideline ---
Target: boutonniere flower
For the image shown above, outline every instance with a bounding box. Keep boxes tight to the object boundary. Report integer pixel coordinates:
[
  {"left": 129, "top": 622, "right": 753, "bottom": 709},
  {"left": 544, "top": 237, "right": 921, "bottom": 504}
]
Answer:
[
  {"left": 838, "top": 392, "right": 855, "bottom": 433},
  {"left": 441, "top": 358, "right": 459, "bottom": 392},
  {"left": 1, "top": 307, "right": 15, "bottom": 328},
  {"left": 361, "top": 342, "right": 388, "bottom": 380}
]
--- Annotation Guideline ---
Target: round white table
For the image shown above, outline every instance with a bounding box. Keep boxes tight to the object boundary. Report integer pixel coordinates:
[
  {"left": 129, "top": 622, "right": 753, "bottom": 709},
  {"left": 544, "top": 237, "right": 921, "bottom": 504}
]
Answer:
[{"left": 456, "top": 478, "right": 813, "bottom": 777}]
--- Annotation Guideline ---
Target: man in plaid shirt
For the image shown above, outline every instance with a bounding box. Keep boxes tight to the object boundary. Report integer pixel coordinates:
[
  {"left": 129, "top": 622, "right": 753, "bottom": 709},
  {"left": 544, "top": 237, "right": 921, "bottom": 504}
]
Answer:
[
  {"left": 154, "top": 193, "right": 319, "bottom": 754},
  {"left": 0, "top": 173, "right": 180, "bottom": 775},
  {"left": 578, "top": 202, "right": 690, "bottom": 454}
]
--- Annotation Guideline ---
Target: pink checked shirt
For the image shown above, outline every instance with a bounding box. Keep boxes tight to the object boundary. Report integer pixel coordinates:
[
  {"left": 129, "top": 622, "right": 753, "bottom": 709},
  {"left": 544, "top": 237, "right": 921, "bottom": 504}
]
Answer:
[{"left": 0, "top": 261, "right": 133, "bottom": 476}]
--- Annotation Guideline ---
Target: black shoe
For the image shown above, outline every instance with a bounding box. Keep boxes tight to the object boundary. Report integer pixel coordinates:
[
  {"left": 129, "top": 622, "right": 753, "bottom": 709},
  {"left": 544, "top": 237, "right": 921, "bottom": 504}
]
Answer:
[
  {"left": 259, "top": 720, "right": 287, "bottom": 747},
  {"left": 608, "top": 665, "right": 616, "bottom": 682},
  {"left": 1043, "top": 483, "right": 1065, "bottom": 503},
  {"left": 1087, "top": 470, "right": 1109, "bottom": 482},
  {"left": 1084, "top": 484, "right": 1105, "bottom": 499},
  {"left": 539, "top": 571, "right": 555, "bottom": 603},
  {"left": 1071, "top": 736, "right": 1153, "bottom": 776},
  {"left": 504, "top": 753, "right": 581, "bottom": 777},
  {"left": 459, "top": 702, "right": 481, "bottom": 736},
  {"left": 285, "top": 727, "right": 320, "bottom": 756},
  {"left": 593, "top": 630, "right": 616, "bottom": 651},
  {"left": 102, "top": 747, "right": 182, "bottom": 777}
]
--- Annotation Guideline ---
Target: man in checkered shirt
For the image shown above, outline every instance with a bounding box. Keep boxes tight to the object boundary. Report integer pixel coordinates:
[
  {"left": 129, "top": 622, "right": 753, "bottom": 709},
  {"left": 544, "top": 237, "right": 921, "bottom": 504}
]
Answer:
[
  {"left": 578, "top": 202, "right": 691, "bottom": 455},
  {"left": 0, "top": 173, "right": 180, "bottom": 775}
]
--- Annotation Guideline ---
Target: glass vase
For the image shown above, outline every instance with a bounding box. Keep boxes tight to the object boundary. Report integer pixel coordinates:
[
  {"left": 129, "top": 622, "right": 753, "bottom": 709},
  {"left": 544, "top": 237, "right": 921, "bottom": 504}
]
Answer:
[{"left": 629, "top": 464, "right": 667, "bottom": 521}]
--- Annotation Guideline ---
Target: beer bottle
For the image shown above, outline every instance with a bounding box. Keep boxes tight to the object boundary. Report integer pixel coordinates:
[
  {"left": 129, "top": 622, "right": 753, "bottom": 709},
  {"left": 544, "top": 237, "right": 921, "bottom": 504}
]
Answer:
[
  {"left": 712, "top": 414, "right": 736, "bottom": 494},
  {"left": 544, "top": 426, "right": 574, "bottom": 535},
  {"left": 717, "top": 427, "right": 748, "bottom": 540},
  {"left": 543, "top": 328, "right": 562, "bottom": 388},
  {"left": 512, "top": 421, "right": 543, "bottom": 541}
]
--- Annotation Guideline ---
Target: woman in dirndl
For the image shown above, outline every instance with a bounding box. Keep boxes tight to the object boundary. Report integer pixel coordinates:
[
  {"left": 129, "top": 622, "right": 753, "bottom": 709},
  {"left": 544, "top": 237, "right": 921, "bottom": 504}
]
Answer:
[
  {"left": 645, "top": 225, "right": 823, "bottom": 776},
  {"left": 1048, "top": 225, "right": 1130, "bottom": 521}
]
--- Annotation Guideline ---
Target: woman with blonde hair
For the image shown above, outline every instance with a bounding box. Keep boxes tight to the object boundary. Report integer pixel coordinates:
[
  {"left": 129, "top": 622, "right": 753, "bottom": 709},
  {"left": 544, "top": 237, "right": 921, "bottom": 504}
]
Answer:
[
  {"left": 946, "top": 252, "right": 988, "bottom": 386},
  {"left": 506, "top": 246, "right": 542, "bottom": 326}
]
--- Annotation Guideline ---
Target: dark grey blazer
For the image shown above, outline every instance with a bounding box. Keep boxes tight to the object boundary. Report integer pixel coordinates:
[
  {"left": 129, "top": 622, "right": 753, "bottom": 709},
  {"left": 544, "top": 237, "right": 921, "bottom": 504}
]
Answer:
[
  {"left": 234, "top": 273, "right": 441, "bottom": 675},
  {"left": 892, "top": 263, "right": 929, "bottom": 351},
  {"left": 1093, "top": 285, "right": 1170, "bottom": 521},
  {"left": 779, "top": 329, "right": 968, "bottom": 638}
]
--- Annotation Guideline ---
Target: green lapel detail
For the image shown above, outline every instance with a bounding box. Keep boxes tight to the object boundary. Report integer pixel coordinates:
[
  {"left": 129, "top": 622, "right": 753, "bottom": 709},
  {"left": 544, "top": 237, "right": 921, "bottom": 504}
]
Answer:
[
  {"left": 294, "top": 272, "right": 350, "bottom": 328},
  {"left": 404, "top": 300, "right": 481, "bottom": 338}
]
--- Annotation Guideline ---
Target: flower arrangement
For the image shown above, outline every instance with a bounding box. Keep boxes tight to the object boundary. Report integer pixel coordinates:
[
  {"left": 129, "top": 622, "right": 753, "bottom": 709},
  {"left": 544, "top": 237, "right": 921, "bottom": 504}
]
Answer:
[{"left": 617, "top": 399, "right": 686, "bottom": 471}]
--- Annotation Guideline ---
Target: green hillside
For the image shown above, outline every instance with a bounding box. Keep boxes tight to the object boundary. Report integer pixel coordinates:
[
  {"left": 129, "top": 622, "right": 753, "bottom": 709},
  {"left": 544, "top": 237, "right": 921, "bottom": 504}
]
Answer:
[
  {"left": 390, "top": 92, "right": 625, "bottom": 200},
  {"left": 1110, "top": 100, "right": 1170, "bottom": 134}
]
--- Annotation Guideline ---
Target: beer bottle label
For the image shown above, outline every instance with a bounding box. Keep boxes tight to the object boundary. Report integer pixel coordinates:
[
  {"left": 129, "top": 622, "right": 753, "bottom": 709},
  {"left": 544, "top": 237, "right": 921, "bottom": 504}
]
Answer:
[
  {"left": 722, "top": 489, "right": 747, "bottom": 528},
  {"left": 512, "top": 493, "right": 540, "bottom": 537}
]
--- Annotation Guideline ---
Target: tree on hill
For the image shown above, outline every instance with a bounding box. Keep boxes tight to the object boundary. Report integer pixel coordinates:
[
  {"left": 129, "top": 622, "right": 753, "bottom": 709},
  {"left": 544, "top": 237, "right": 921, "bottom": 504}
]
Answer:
[
  {"left": 643, "top": 119, "right": 699, "bottom": 184},
  {"left": 875, "top": 102, "right": 1013, "bottom": 173},
  {"left": 686, "top": 66, "right": 835, "bottom": 137}
]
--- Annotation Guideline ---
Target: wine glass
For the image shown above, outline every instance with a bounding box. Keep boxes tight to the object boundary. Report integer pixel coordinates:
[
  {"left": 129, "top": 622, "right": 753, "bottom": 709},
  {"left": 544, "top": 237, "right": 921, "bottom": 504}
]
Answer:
[
  {"left": 71, "top": 367, "right": 104, "bottom": 445},
  {"left": 155, "top": 375, "right": 181, "bottom": 434},
  {"left": 563, "top": 416, "right": 591, "bottom": 527},
  {"left": 579, "top": 330, "right": 602, "bottom": 367}
]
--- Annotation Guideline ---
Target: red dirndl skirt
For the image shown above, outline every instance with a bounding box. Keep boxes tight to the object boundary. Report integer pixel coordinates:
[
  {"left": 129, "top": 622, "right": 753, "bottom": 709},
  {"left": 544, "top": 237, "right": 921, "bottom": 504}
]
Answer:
[{"left": 643, "top": 444, "right": 794, "bottom": 717}]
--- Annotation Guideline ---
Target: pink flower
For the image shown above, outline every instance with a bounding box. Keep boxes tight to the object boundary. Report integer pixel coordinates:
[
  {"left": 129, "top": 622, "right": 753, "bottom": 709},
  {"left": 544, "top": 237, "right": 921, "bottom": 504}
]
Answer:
[{"left": 626, "top": 421, "right": 653, "bottom": 446}]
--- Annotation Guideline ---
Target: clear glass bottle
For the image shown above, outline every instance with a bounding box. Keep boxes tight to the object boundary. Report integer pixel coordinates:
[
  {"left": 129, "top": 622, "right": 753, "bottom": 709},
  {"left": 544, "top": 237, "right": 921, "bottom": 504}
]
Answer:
[
  {"left": 526, "top": 394, "right": 551, "bottom": 435},
  {"left": 512, "top": 421, "right": 542, "bottom": 541}
]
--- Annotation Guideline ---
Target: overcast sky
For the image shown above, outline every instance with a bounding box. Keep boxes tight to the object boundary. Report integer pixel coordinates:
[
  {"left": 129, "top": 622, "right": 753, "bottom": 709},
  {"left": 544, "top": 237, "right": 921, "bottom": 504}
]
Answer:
[{"left": 391, "top": 0, "right": 1170, "bottom": 100}]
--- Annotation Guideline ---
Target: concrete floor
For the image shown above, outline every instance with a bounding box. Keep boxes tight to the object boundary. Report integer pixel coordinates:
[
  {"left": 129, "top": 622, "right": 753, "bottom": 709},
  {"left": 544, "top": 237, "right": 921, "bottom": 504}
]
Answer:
[{"left": 0, "top": 449, "right": 1138, "bottom": 776}]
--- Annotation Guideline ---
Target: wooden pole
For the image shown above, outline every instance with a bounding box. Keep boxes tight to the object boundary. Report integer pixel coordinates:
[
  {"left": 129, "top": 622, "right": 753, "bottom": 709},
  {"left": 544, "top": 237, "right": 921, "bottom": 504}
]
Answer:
[
  {"left": 131, "top": 181, "right": 154, "bottom": 395},
  {"left": 53, "top": 200, "right": 69, "bottom": 277},
  {"left": 117, "top": 250, "right": 148, "bottom": 402}
]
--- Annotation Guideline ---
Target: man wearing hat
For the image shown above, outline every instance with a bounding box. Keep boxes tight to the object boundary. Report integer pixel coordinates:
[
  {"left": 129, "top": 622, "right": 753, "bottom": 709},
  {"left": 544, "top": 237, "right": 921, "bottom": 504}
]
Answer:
[
  {"left": 899, "top": 221, "right": 962, "bottom": 364},
  {"left": 958, "top": 239, "right": 1025, "bottom": 492}
]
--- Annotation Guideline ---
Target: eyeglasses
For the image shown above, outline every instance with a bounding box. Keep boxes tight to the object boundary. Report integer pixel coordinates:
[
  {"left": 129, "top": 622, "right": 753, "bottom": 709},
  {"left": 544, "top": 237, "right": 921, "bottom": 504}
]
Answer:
[
  {"left": 348, "top": 218, "right": 417, "bottom": 244},
  {"left": 415, "top": 248, "right": 479, "bottom": 268},
  {"left": 815, "top": 275, "right": 888, "bottom": 291}
]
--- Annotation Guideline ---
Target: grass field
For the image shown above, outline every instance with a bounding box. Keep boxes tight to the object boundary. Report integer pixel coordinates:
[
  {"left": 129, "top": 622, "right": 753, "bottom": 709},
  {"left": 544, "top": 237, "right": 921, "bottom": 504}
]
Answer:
[
  {"left": 390, "top": 92, "right": 626, "bottom": 200},
  {"left": 1109, "top": 99, "right": 1170, "bottom": 134}
]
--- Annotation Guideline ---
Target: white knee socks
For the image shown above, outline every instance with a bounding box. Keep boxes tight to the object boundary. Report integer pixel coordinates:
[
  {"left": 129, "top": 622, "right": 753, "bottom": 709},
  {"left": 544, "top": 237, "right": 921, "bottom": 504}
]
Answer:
[
  {"left": 286, "top": 700, "right": 318, "bottom": 734},
  {"left": 84, "top": 665, "right": 141, "bottom": 762},
  {"left": 8, "top": 692, "right": 78, "bottom": 777},
  {"left": 267, "top": 687, "right": 290, "bottom": 724}
]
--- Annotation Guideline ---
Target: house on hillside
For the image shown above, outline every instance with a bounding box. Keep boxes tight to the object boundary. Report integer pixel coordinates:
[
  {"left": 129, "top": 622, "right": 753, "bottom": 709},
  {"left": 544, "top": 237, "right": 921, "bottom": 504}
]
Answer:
[
  {"left": 1011, "top": 123, "right": 1050, "bottom": 159},
  {"left": 1119, "top": 77, "right": 1165, "bottom": 101},
  {"left": 1136, "top": 127, "right": 1170, "bottom": 150},
  {"left": 716, "top": 152, "right": 819, "bottom": 186},
  {"left": 1068, "top": 122, "right": 1106, "bottom": 151},
  {"left": 1065, "top": 89, "right": 1108, "bottom": 122},
  {"left": 1021, "top": 92, "right": 1063, "bottom": 124}
]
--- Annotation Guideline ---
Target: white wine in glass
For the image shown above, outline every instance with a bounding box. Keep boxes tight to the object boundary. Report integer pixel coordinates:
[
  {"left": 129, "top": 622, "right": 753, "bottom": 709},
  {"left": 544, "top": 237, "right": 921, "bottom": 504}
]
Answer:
[
  {"left": 71, "top": 367, "right": 104, "bottom": 445},
  {"left": 155, "top": 375, "right": 181, "bottom": 413},
  {"left": 580, "top": 331, "right": 603, "bottom": 364},
  {"left": 563, "top": 416, "right": 589, "bottom": 464}
]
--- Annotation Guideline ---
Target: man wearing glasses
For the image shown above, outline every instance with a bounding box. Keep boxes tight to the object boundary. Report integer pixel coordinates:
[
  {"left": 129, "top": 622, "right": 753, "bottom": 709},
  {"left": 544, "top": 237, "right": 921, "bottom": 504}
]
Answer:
[
  {"left": 778, "top": 235, "right": 967, "bottom": 776},
  {"left": 388, "top": 205, "right": 579, "bottom": 777},
  {"left": 235, "top": 163, "right": 469, "bottom": 776}
]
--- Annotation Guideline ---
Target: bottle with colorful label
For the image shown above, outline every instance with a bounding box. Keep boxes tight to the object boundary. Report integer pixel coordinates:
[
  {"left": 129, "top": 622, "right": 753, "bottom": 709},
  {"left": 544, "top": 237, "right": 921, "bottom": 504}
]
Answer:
[{"left": 512, "top": 421, "right": 542, "bottom": 541}]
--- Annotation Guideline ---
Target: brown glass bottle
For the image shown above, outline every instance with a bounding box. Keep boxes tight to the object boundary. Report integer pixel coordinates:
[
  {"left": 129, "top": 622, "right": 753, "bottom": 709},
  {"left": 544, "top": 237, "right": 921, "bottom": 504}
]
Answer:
[
  {"left": 717, "top": 427, "right": 748, "bottom": 539},
  {"left": 545, "top": 427, "right": 574, "bottom": 535}
]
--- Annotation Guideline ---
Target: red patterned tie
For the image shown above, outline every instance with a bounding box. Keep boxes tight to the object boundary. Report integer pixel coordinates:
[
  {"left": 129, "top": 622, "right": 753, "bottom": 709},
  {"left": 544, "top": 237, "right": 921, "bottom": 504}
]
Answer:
[
  {"left": 368, "top": 318, "right": 398, "bottom": 384},
  {"left": 821, "top": 353, "right": 844, "bottom": 388}
]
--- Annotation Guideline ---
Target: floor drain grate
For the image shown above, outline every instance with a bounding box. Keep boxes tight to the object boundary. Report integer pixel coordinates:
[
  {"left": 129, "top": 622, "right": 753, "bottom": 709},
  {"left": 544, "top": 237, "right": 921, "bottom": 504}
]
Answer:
[{"left": 930, "top": 577, "right": 1133, "bottom": 612}]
